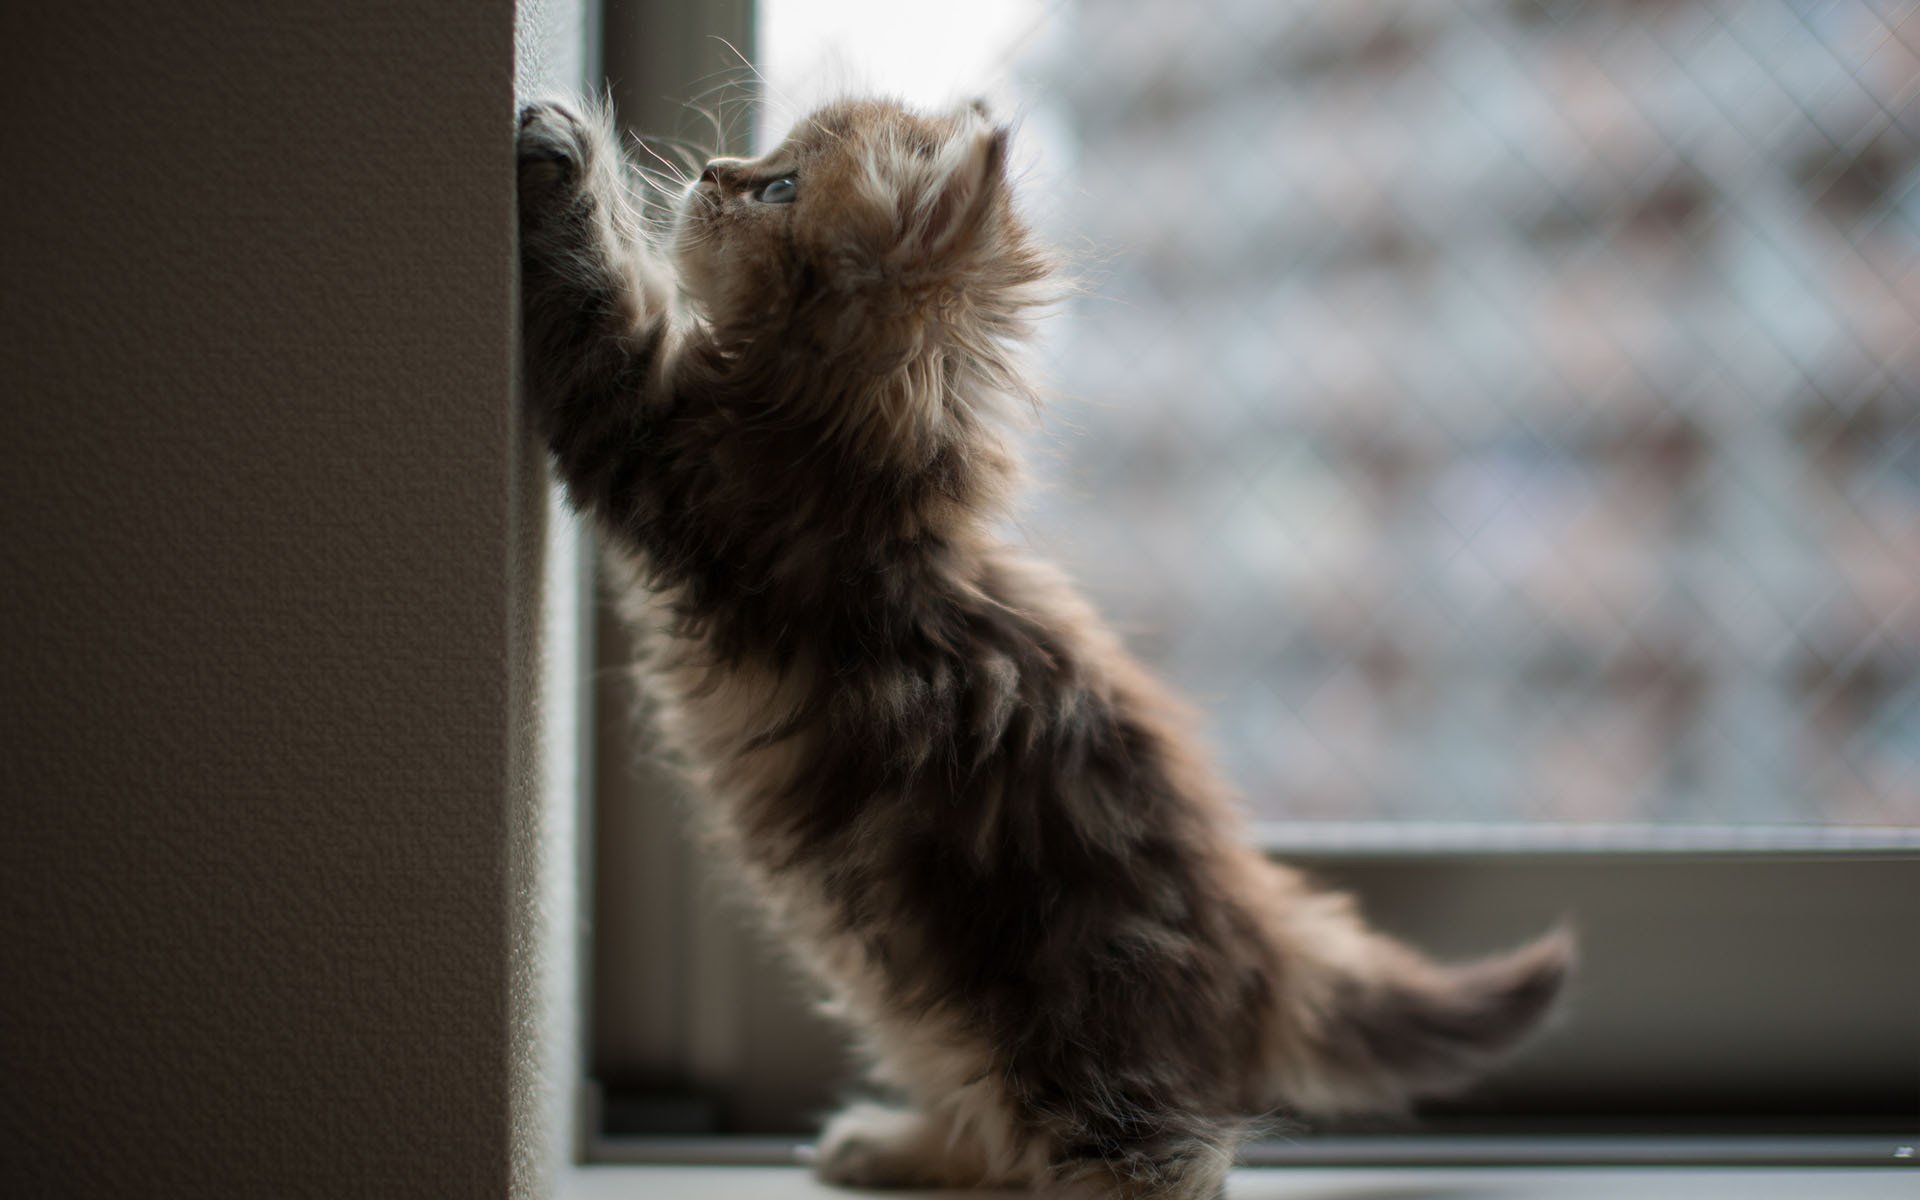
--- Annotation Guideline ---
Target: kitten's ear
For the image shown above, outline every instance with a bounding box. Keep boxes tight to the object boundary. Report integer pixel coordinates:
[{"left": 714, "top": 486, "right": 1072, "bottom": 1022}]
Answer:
[{"left": 909, "top": 124, "right": 1009, "bottom": 263}]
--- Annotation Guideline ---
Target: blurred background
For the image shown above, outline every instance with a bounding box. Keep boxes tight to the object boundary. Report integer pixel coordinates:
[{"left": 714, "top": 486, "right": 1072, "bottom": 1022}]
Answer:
[
  {"left": 749, "top": 0, "right": 1920, "bottom": 837},
  {"left": 585, "top": 0, "right": 1920, "bottom": 1139}
]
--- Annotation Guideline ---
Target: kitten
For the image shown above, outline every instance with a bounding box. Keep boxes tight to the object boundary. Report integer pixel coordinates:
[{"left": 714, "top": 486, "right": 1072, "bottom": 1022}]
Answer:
[{"left": 517, "top": 96, "right": 1571, "bottom": 1199}]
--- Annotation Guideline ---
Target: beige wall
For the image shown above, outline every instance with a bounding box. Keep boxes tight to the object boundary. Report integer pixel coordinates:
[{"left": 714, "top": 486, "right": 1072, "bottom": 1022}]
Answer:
[{"left": 0, "top": 2, "right": 564, "bottom": 1195}]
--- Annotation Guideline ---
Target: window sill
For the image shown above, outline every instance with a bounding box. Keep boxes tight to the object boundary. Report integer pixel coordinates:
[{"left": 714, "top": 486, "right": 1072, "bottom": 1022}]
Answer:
[{"left": 561, "top": 1164, "right": 1915, "bottom": 1199}]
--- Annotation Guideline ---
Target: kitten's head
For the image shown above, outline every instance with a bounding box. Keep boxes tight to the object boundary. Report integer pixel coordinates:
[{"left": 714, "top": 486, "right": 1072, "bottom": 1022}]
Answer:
[{"left": 672, "top": 98, "right": 1048, "bottom": 369}]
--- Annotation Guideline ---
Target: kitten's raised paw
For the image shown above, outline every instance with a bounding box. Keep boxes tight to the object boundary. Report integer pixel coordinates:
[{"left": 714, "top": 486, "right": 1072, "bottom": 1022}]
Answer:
[{"left": 516, "top": 101, "right": 589, "bottom": 199}]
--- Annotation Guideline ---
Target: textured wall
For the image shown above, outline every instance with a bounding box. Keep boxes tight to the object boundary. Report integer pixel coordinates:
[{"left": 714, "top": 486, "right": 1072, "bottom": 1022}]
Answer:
[{"left": 0, "top": 2, "right": 536, "bottom": 1196}]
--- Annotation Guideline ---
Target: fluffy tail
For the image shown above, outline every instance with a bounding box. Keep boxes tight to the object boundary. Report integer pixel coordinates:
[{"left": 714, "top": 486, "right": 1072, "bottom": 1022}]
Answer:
[{"left": 1269, "top": 904, "right": 1574, "bottom": 1118}]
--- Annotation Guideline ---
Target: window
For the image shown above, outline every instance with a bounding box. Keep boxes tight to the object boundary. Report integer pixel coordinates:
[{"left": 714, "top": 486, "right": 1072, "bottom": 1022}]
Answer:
[{"left": 586, "top": 0, "right": 1920, "bottom": 1163}]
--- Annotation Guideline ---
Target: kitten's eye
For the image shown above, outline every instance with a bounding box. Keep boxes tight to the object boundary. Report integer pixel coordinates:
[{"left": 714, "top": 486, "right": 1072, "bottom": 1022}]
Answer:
[{"left": 755, "top": 176, "right": 798, "bottom": 204}]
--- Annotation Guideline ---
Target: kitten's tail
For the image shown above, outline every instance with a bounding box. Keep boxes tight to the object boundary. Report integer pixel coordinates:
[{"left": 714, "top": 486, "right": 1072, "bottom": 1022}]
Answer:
[{"left": 1267, "top": 895, "right": 1574, "bottom": 1118}]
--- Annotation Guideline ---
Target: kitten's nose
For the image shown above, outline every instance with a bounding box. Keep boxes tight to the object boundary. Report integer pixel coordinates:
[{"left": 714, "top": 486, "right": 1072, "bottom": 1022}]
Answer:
[{"left": 700, "top": 159, "right": 742, "bottom": 186}]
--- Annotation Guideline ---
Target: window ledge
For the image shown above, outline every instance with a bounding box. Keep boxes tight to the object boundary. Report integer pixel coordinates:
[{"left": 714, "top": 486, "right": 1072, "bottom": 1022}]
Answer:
[{"left": 562, "top": 1164, "right": 1916, "bottom": 1200}]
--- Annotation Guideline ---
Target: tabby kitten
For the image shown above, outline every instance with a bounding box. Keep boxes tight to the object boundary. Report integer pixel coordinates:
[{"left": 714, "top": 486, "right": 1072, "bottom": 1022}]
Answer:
[{"left": 517, "top": 96, "right": 1571, "bottom": 1200}]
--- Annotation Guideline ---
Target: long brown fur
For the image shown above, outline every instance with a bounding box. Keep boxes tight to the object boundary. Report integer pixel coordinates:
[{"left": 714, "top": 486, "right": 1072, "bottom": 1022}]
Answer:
[{"left": 517, "top": 96, "right": 1572, "bottom": 1199}]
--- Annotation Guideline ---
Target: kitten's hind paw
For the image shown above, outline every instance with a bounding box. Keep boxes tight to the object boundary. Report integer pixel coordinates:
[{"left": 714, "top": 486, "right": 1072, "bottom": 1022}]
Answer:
[{"left": 812, "top": 1102, "right": 947, "bottom": 1190}]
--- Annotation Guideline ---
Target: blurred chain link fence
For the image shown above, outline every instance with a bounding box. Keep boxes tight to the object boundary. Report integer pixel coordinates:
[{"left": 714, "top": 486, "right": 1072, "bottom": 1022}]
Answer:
[{"left": 1006, "top": 0, "right": 1920, "bottom": 829}]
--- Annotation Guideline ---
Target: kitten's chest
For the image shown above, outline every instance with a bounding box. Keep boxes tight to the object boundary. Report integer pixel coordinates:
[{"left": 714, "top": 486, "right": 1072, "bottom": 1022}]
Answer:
[
  {"left": 646, "top": 635, "right": 909, "bottom": 983},
  {"left": 647, "top": 632, "right": 841, "bottom": 857}
]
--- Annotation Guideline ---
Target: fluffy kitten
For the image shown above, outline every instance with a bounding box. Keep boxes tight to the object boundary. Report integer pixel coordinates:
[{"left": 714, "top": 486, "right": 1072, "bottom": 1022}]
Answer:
[{"left": 517, "top": 96, "right": 1571, "bottom": 1199}]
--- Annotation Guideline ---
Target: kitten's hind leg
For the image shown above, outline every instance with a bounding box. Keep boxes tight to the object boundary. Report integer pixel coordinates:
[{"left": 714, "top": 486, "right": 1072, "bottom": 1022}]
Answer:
[
  {"left": 1050, "top": 1137, "right": 1236, "bottom": 1200},
  {"left": 811, "top": 1101, "right": 964, "bottom": 1190}
]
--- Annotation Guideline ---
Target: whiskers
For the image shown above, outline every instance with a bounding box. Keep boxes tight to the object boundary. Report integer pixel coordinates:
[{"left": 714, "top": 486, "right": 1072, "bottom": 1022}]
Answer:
[
  {"left": 619, "top": 138, "right": 692, "bottom": 241},
  {"left": 690, "top": 47, "right": 805, "bottom": 153},
  {"left": 614, "top": 59, "right": 773, "bottom": 247}
]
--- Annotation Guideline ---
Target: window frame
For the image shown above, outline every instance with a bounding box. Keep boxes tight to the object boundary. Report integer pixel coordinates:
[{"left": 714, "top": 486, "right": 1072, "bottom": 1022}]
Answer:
[{"left": 579, "top": 0, "right": 1920, "bottom": 1166}]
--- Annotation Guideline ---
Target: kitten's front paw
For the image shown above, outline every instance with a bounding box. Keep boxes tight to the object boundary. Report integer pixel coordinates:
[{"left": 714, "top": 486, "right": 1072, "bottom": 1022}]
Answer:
[{"left": 517, "top": 101, "right": 590, "bottom": 204}]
